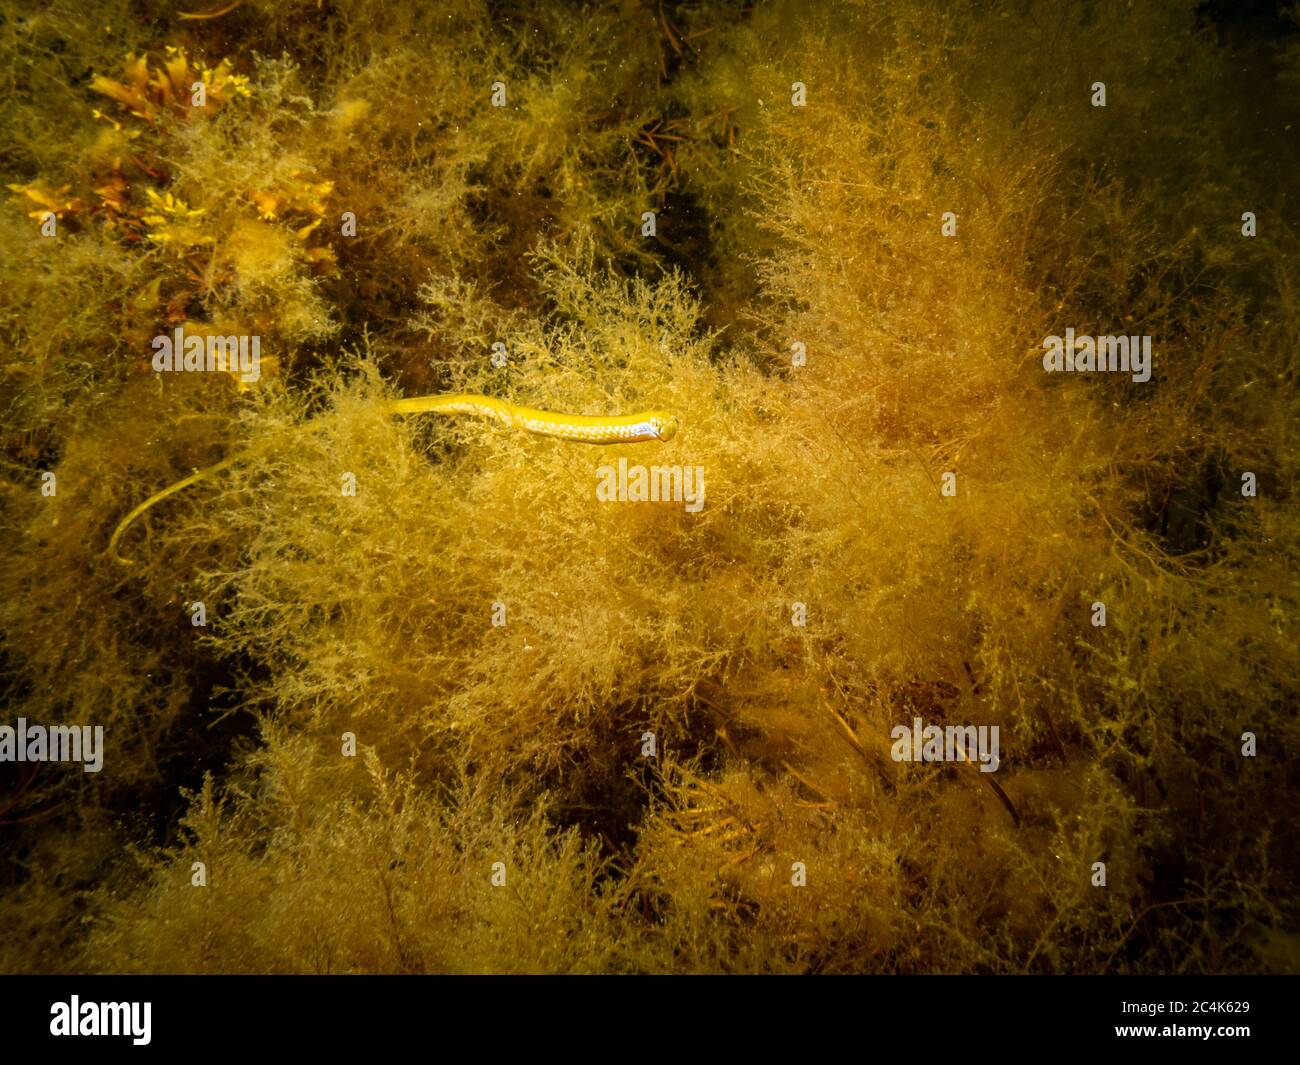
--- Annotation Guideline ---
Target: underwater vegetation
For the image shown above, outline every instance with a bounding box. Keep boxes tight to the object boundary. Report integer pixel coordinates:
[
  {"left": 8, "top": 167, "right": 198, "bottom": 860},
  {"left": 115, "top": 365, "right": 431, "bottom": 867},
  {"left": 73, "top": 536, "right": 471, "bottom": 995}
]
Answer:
[{"left": 0, "top": 0, "right": 1297, "bottom": 974}]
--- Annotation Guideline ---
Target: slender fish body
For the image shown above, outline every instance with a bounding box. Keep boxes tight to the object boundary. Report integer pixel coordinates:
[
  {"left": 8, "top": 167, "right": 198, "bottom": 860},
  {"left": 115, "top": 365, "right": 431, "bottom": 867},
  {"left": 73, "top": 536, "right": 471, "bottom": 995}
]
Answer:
[
  {"left": 386, "top": 394, "right": 679, "bottom": 444},
  {"left": 109, "top": 392, "right": 679, "bottom": 564}
]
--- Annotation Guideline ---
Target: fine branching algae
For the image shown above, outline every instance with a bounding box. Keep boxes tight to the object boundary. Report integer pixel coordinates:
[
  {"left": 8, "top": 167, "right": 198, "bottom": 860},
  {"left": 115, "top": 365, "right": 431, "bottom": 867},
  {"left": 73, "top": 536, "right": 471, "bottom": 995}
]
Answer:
[{"left": 0, "top": 0, "right": 1296, "bottom": 976}]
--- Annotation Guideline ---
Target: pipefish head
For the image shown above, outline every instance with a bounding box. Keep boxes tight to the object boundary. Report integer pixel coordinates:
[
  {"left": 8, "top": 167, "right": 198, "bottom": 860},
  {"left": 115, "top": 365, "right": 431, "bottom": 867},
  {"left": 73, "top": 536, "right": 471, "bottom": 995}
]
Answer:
[{"left": 647, "top": 412, "right": 680, "bottom": 441}]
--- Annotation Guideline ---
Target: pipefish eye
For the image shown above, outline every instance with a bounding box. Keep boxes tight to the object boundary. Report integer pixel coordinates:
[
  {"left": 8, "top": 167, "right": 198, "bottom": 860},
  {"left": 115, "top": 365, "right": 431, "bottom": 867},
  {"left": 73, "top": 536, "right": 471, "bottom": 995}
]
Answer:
[{"left": 652, "top": 414, "right": 679, "bottom": 441}]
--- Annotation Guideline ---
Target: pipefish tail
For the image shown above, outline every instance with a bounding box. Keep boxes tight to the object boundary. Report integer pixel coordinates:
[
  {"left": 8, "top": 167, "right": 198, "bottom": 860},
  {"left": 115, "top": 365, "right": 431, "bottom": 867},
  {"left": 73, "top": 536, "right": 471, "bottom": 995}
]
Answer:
[
  {"left": 107, "top": 393, "right": 679, "bottom": 566},
  {"left": 177, "top": 0, "right": 245, "bottom": 20}
]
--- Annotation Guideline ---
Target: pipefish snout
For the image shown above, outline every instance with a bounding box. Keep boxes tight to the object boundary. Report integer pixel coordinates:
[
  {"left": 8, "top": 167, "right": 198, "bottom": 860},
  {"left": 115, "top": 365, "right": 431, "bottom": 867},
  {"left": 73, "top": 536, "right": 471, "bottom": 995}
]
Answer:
[{"left": 107, "top": 393, "right": 679, "bottom": 565}]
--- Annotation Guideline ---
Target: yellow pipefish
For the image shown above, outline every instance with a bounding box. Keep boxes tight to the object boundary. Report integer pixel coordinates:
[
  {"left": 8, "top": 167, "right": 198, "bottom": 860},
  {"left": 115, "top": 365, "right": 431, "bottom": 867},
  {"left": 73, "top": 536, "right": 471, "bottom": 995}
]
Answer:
[
  {"left": 386, "top": 393, "right": 679, "bottom": 445},
  {"left": 107, "top": 393, "right": 679, "bottom": 566}
]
